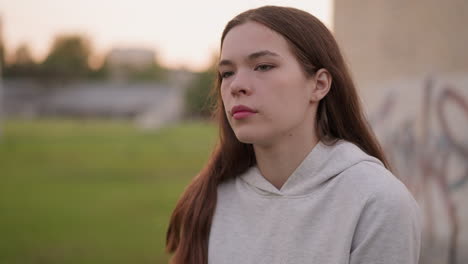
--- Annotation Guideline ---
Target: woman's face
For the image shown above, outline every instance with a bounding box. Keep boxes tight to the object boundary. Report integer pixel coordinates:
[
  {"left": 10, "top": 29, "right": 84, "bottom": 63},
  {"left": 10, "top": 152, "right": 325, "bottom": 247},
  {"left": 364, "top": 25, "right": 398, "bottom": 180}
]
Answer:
[{"left": 219, "top": 21, "right": 316, "bottom": 146}]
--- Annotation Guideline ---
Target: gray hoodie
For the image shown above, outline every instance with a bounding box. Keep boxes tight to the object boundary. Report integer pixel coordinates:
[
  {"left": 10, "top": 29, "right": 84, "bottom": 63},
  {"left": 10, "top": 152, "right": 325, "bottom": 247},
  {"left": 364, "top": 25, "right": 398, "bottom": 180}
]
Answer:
[{"left": 208, "top": 140, "right": 421, "bottom": 264}]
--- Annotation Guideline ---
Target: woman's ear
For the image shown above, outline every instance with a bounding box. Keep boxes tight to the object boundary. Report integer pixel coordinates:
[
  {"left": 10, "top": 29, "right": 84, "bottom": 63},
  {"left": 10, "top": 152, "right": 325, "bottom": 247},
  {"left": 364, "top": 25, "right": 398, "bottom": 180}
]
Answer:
[{"left": 310, "top": 68, "right": 332, "bottom": 103}]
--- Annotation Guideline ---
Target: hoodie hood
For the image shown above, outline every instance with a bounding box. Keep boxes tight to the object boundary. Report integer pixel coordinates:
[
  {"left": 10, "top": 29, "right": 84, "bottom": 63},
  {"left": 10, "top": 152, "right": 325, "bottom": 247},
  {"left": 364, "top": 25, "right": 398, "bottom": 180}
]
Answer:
[{"left": 239, "top": 140, "right": 384, "bottom": 197}]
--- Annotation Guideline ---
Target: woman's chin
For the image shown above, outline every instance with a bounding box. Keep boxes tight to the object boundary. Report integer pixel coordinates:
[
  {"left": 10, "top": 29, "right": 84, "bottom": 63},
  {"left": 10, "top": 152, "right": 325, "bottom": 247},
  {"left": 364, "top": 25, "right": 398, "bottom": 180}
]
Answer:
[
  {"left": 234, "top": 132, "right": 258, "bottom": 144},
  {"left": 235, "top": 132, "right": 270, "bottom": 145},
  {"left": 232, "top": 125, "right": 272, "bottom": 145},
  {"left": 235, "top": 135, "right": 255, "bottom": 144}
]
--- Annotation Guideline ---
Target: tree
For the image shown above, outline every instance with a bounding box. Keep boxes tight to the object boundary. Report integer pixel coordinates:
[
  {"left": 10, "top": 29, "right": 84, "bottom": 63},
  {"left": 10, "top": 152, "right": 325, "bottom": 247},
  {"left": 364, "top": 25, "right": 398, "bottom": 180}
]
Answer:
[
  {"left": 0, "top": 16, "right": 4, "bottom": 75},
  {"left": 3, "top": 44, "right": 38, "bottom": 77},
  {"left": 0, "top": 37, "right": 4, "bottom": 75},
  {"left": 184, "top": 55, "right": 218, "bottom": 118},
  {"left": 41, "top": 34, "right": 92, "bottom": 80},
  {"left": 128, "top": 62, "right": 168, "bottom": 82},
  {"left": 14, "top": 45, "right": 35, "bottom": 65}
]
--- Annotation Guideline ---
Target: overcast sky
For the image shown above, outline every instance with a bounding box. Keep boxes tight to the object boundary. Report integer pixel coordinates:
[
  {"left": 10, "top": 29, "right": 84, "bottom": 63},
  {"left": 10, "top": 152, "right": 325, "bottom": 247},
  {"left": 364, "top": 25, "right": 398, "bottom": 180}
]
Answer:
[{"left": 0, "top": 0, "right": 332, "bottom": 71}]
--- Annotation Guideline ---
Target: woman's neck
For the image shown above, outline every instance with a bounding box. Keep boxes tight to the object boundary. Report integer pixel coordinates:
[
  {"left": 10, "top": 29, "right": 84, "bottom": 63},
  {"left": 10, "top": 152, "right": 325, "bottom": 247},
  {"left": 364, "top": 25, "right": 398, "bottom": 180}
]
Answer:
[{"left": 253, "top": 128, "right": 319, "bottom": 190}]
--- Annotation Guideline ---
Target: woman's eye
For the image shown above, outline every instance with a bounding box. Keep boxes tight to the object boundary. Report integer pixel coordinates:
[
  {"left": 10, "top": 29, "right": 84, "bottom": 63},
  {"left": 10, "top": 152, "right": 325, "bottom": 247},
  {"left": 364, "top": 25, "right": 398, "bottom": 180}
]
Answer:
[
  {"left": 254, "top": 64, "right": 275, "bottom": 71},
  {"left": 221, "top": 71, "right": 234, "bottom": 79}
]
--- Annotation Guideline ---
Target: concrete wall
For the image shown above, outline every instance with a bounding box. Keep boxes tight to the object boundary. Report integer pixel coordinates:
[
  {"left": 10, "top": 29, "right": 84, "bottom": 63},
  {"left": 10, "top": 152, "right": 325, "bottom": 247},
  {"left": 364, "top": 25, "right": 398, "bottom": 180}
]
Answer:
[
  {"left": 334, "top": 0, "right": 468, "bottom": 107},
  {"left": 368, "top": 75, "right": 468, "bottom": 264},
  {"left": 334, "top": 1, "right": 468, "bottom": 263}
]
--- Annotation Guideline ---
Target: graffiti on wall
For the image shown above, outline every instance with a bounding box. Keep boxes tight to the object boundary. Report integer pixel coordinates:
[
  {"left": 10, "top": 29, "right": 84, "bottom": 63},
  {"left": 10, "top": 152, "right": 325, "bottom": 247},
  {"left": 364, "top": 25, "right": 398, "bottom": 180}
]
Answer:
[{"left": 369, "top": 76, "right": 468, "bottom": 264}]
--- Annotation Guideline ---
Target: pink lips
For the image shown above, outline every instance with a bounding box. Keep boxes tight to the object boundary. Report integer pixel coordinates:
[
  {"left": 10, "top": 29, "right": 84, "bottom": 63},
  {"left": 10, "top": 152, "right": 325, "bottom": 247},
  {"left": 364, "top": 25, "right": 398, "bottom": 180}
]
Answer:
[{"left": 231, "top": 105, "right": 257, "bottom": 120}]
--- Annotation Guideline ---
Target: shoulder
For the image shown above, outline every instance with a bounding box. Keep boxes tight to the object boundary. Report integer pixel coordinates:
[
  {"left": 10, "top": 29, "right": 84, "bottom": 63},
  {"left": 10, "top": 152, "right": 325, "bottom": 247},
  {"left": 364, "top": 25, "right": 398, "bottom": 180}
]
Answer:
[
  {"left": 327, "top": 140, "right": 408, "bottom": 199},
  {"left": 340, "top": 160, "right": 422, "bottom": 226},
  {"left": 216, "top": 176, "right": 239, "bottom": 199},
  {"left": 341, "top": 159, "right": 403, "bottom": 195},
  {"left": 345, "top": 162, "right": 422, "bottom": 263}
]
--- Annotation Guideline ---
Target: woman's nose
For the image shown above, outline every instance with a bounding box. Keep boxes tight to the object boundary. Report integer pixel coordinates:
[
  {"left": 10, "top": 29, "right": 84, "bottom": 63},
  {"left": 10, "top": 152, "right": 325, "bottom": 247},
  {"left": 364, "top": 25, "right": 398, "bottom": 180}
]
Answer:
[{"left": 230, "top": 71, "right": 252, "bottom": 96}]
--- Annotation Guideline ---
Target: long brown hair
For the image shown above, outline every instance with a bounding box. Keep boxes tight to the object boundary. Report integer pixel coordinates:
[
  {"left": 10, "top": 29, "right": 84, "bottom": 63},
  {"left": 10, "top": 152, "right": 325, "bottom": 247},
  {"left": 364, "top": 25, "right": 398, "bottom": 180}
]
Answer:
[{"left": 166, "top": 5, "right": 390, "bottom": 264}]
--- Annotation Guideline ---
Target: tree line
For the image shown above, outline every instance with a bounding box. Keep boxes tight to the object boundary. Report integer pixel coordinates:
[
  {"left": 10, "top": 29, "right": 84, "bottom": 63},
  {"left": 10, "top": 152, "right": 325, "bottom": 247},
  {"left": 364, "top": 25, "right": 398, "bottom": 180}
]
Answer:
[
  {"left": 0, "top": 34, "right": 218, "bottom": 118},
  {"left": 0, "top": 34, "right": 167, "bottom": 82}
]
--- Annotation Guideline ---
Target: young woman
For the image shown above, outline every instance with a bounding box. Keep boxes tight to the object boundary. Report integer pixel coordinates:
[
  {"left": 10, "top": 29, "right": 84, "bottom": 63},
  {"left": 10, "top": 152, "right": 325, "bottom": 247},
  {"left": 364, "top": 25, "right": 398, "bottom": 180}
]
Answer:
[{"left": 166, "top": 5, "right": 421, "bottom": 264}]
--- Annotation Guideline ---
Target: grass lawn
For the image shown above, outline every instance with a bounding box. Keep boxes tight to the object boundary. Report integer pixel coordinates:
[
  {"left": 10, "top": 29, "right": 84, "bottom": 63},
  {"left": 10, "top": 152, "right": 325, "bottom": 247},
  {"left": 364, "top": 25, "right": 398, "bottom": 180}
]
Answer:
[{"left": 0, "top": 119, "right": 217, "bottom": 264}]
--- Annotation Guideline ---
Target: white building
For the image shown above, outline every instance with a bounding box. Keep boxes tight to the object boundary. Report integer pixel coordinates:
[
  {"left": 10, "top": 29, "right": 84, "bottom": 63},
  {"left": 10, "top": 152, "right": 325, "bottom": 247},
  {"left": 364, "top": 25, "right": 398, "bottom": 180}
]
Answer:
[{"left": 106, "top": 48, "right": 156, "bottom": 81}]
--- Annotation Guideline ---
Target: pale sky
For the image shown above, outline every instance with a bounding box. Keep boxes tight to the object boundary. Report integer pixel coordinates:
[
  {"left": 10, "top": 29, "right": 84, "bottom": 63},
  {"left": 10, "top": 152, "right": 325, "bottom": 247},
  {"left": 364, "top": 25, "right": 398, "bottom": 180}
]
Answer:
[{"left": 0, "top": 0, "right": 333, "bottom": 71}]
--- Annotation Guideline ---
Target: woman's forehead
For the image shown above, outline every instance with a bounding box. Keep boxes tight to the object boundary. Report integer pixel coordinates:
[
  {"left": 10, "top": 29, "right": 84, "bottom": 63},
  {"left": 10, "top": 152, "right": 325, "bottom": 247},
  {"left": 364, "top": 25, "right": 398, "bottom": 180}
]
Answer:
[{"left": 220, "top": 22, "right": 291, "bottom": 62}]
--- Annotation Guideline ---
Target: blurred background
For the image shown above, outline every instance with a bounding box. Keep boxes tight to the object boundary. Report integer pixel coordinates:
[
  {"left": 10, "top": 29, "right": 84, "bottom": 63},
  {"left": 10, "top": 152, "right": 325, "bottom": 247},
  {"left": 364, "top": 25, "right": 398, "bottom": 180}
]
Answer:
[{"left": 0, "top": 0, "right": 466, "bottom": 263}]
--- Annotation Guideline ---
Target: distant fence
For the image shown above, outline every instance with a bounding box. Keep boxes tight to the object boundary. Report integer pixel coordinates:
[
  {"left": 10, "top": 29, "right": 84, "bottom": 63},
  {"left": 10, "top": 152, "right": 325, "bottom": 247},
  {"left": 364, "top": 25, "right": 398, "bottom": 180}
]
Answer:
[{"left": 2, "top": 79, "right": 184, "bottom": 129}]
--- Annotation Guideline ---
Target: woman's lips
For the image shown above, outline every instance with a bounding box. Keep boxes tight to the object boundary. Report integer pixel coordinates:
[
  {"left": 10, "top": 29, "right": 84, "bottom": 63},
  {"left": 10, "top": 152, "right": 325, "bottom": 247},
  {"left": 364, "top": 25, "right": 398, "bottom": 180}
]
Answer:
[
  {"left": 233, "top": 111, "right": 256, "bottom": 120},
  {"left": 231, "top": 105, "right": 257, "bottom": 120}
]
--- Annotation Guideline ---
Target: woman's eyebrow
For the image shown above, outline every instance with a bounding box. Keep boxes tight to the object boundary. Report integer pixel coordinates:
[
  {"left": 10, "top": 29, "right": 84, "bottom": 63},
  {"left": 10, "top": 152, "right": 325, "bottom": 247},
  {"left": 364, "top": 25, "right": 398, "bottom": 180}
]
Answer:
[
  {"left": 248, "top": 50, "right": 280, "bottom": 60},
  {"left": 218, "top": 50, "right": 280, "bottom": 67}
]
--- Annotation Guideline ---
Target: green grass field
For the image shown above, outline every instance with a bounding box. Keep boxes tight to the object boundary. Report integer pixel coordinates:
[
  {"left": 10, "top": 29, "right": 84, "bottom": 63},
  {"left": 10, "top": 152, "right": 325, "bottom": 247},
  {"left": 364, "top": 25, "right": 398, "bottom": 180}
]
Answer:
[{"left": 0, "top": 119, "right": 217, "bottom": 264}]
